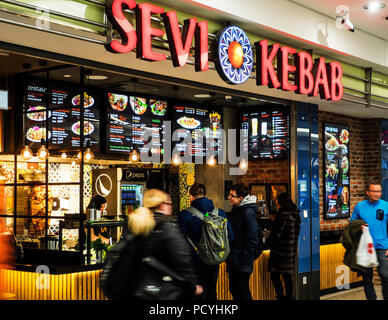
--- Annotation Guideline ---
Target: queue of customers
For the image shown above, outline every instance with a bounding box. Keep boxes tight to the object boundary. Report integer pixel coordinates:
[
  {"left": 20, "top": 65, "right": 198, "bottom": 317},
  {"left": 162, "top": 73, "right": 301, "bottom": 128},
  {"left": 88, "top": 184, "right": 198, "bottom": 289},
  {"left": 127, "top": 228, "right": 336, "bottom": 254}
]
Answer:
[{"left": 98, "top": 182, "right": 301, "bottom": 300}]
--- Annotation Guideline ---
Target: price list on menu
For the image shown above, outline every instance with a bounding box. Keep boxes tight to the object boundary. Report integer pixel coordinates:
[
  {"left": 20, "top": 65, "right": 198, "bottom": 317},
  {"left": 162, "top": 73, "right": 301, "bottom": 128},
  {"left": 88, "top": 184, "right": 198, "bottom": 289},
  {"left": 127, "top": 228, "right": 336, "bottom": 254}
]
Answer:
[
  {"left": 108, "top": 94, "right": 167, "bottom": 155},
  {"left": 50, "top": 89, "right": 100, "bottom": 151},
  {"left": 242, "top": 107, "right": 289, "bottom": 160},
  {"left": 323, "top": 122, "right": 350, "bottom": 219},
  {"left": 172, "top": 105, "right": 223, "bottom": 159}
]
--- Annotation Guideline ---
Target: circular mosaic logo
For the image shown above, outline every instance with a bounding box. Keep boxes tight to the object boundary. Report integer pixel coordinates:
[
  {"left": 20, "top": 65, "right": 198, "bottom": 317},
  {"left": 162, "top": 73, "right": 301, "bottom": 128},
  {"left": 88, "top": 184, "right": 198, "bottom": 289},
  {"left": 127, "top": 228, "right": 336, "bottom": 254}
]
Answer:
[{"left": 215, "top": 26, "right": 253, "bottom": 85}]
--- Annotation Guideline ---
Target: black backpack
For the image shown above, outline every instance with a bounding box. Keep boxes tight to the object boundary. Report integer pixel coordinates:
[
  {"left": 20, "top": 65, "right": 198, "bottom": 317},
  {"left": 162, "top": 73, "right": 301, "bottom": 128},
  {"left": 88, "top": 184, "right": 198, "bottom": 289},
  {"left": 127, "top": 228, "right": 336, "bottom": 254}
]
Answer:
[
  {"left": 100, "top": 233, "right": 138, "bottom": 300},
  {"left": 101, "top": 225, "right": 190, "bottom": 300}
]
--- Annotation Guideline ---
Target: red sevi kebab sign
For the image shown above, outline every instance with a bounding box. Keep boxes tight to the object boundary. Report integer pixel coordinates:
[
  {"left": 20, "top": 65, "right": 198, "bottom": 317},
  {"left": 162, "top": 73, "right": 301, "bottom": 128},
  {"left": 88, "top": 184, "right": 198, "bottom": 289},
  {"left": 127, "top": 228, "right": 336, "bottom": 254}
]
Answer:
[{"left": 105, "top": 0, "right": 344, "bottom": 102}]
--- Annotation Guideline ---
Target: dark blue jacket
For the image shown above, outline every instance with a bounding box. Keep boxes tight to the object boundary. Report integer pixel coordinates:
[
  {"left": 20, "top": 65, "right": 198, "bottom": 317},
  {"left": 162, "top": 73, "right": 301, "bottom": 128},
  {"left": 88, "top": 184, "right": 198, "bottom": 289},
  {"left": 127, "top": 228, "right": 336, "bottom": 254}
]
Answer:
[
  {"left": 177, "top": 197, "right": 234, "bottom": 269},
  {"left": 226, "top": 196, "right": 259, "bottom": 274}
]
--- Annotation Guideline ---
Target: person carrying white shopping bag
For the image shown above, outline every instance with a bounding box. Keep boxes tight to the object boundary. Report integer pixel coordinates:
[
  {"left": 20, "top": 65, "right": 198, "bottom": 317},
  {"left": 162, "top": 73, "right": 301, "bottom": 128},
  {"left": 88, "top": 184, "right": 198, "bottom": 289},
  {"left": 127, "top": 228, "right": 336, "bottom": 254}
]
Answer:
[
  {"left": 356, "top": 226, "right": 379, "bottom": 268},
  {"left": 349, "top": 181, "right": 388, "bottom": 300}
]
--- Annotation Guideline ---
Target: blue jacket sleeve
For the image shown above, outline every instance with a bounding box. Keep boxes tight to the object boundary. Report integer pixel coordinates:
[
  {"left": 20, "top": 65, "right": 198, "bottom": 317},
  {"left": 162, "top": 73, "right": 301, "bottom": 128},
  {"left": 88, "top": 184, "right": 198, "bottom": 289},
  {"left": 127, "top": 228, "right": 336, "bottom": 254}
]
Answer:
[
  {"left": 219, "top": 209, "right": 234, "bottom": 242},
  {"left": 177, "top": 210, "right": 190, "bottom": 236}
]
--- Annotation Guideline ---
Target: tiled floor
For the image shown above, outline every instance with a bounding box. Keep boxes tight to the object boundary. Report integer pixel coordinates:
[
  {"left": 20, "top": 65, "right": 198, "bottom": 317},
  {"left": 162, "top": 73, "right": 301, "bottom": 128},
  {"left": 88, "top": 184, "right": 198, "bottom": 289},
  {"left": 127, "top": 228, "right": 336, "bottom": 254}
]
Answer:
[{"left": 320, "top": 285, "right": 382, "bottom": 300}]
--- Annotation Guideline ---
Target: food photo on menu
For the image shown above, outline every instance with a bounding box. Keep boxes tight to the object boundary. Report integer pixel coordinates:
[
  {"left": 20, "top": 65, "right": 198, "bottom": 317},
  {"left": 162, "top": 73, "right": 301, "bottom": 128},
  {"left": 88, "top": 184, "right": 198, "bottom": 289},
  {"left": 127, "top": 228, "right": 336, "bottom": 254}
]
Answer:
[
  {"left": 323, "top": 123, "right": 350, "bottom": 219},
  {"left": 172, "top": 105, "right": 223, "bottom": 158},
  {"left": 108, "top": 93, "right": 168, "bottom": 155},
  {"left": 23, "top": 85, "right": 101, "bottom": 152}
]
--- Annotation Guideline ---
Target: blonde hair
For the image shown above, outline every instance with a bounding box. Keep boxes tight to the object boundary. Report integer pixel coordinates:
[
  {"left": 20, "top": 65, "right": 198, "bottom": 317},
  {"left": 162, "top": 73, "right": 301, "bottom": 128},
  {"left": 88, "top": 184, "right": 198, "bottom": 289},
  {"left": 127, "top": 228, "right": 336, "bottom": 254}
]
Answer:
[
  {"left": 143, "top": 189, "right": 170, "bottom": 210},
  {"left": 128, "top": 207, "right": 155, "bottom": 236}
]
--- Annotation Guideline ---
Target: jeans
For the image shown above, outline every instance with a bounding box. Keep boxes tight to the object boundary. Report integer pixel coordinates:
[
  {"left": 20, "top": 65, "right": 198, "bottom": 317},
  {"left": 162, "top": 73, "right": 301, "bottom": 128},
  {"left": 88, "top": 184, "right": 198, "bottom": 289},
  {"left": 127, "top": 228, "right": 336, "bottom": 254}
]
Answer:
[
  {"left": 228, "top": 271, "right": 252, "bottom": 300},
  {"left": 362, "top": 249, "right": 388, "bottom": 300},
  {"left": 196, "top": 264, "right": 220, "bottom": 300}
]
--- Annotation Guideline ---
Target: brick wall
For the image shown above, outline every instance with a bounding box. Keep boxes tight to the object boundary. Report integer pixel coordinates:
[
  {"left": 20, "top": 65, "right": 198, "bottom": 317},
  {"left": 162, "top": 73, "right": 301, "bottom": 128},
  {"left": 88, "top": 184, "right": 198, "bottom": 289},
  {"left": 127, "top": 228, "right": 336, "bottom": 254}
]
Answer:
[
  {"left": 319, "top": 111, "right": 381, "bottom": 231},
  {"left": 238, "top": 159, "right": 289, "bottom": 186},
  {"left": 236, "top": 110, "right": 381, "bottom": 233}
]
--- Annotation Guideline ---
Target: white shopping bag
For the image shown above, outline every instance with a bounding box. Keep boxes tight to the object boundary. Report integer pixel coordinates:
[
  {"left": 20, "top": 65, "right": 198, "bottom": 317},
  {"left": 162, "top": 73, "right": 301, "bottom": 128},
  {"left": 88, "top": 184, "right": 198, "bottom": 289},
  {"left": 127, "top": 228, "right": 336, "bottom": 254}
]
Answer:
[{"left": 356, "top": 226, "right": 379, "bottom": 268}]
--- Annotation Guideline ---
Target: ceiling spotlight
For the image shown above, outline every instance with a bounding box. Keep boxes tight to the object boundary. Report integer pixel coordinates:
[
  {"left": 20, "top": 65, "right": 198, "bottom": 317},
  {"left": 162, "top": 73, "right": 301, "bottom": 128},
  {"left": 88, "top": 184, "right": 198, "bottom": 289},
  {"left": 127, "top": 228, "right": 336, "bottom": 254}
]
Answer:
[
  {"left": 363, "top": 1, "right": 386, "bottom": 11},
  {"left": 194, "top": 93, "right": 211, "bottom": 98},
  {"left": 86, "top": 75, "right": 108, "bottom": 80}
]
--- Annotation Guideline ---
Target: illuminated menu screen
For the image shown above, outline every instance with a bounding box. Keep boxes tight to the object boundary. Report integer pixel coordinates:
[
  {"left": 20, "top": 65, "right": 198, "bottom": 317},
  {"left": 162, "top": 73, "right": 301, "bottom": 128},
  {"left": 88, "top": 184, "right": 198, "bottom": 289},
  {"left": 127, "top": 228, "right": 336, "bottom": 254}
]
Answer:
[
  {"left": 383, "top": 128, "right": 388, "bottom": 144},
  {"left": 24, "top": 84, "right": 100, "bottom": 152},
  {"left": 241, "top": 107, "right": 289, "bottom": 160},
  {"left": 107, "top": 93, "right": 168, "bottom": 155},
  {"left": 172, "top": 105, "right": 223, "bottom": 159},
  {"left": 323, "top": 122, "right": 350, "bottom": 219}
]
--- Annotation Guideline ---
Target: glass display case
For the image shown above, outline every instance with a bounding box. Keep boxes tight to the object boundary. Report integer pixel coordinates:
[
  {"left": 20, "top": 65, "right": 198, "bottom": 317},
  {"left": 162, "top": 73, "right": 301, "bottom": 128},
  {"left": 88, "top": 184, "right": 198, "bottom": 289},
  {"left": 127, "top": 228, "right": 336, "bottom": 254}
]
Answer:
[{"left": 84, "top": 218, "right": 126, "bottom": 265}]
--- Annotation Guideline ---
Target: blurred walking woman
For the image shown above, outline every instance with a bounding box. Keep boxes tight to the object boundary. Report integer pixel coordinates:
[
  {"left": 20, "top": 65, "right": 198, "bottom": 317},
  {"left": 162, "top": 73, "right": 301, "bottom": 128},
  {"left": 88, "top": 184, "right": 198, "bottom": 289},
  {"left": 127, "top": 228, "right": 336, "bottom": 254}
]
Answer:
[
  {"left": 127, "top": 189, "right": 202, "bottom": 299},
  {"left": 268, "top": 192, "right": 301, "bottom": 300}
]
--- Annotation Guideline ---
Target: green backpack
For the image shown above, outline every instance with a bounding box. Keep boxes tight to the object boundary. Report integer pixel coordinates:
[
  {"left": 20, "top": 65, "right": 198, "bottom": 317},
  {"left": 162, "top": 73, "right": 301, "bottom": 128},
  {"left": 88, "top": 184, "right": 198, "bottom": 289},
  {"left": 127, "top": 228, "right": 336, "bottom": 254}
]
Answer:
[{"left": 186, "top": 206, "right": 230, "bottom": 265}]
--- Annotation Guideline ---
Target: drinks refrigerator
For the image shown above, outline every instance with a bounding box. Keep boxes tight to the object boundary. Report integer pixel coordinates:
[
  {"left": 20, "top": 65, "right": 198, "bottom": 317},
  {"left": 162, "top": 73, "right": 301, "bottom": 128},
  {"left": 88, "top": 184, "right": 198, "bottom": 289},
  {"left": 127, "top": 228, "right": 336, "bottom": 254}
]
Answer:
[{"left": 91, "top": 168, "right": 148, "bottom": 217}]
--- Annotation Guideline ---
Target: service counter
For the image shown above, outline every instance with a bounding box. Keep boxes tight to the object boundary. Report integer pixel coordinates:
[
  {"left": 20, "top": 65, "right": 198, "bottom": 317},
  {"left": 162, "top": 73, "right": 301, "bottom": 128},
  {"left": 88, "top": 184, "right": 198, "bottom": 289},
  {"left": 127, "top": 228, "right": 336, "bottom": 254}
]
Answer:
[{"left": 0, "top": 244, "right": 362, "bottom": 300}]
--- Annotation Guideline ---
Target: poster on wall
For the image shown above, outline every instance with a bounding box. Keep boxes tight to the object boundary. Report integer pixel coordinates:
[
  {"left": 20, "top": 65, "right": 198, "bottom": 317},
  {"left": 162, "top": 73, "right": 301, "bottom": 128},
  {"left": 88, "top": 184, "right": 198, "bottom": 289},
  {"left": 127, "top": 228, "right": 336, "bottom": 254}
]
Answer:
[{"left": 323, "top": 122, "right": 350, "bottom": 219}]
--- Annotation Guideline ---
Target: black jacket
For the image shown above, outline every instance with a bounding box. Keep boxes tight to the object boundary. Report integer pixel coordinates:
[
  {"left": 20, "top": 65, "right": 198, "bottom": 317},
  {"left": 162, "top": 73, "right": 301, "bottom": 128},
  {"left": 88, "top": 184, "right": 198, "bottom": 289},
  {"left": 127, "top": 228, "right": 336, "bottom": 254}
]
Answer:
[
  {"left": 268, "top": 207, "right": 301, "bottom": 274},
  {"left": 226, "top": 196, "right": 259, "bottom": 274},
  {"left": 136, "top": 213, "right": 199, "bottom": 296},
  {"left": 341, "top": 219, "right": 369, "bottom": 275}
]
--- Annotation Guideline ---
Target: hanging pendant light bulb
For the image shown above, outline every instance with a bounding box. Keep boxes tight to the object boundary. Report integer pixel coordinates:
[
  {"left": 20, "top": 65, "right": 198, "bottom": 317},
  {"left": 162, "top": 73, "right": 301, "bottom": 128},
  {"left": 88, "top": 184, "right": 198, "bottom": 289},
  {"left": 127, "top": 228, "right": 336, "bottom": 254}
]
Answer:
[
  {"left": 84, "top": 147, "right": 94, "bottom": 162},
  {"left": 172, "top": 153, "right": 181, "bottom": 166},
  {"left": 61, "top": 152, "right": 67, "bottom": 159},
  {"left": 37, "top": 139, "right": 49, "bottom": 160},
  {"left": 239, "top": 158, "right": 248, "bottom": 170},
  {"left": 21, "top": 145, "right": 33, "bottom": 160},
  {"left": 207, "top": 155, "right": 217, "bottom": 166},
  {"left": 129, "top": 149, "right": 139, "bottom": 162}
]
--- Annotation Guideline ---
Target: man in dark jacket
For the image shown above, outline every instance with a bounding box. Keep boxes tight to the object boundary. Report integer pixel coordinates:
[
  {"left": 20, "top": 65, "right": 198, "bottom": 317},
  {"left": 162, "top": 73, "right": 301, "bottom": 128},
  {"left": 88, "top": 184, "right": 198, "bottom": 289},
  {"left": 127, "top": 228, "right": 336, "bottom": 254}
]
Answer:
[
  {"left": 178, "top": 183, "right": 234, "bottom": 300},
  {"left": 226, "top": 183, "right": 259, "bottom": 300}
]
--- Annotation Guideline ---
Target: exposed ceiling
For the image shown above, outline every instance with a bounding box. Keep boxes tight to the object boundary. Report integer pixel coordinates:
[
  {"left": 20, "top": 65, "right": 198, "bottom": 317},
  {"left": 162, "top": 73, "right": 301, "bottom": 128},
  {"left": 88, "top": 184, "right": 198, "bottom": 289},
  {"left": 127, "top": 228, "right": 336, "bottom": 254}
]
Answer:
[{"left": 288, "top": 0, "right": 388, "bottom": 41}]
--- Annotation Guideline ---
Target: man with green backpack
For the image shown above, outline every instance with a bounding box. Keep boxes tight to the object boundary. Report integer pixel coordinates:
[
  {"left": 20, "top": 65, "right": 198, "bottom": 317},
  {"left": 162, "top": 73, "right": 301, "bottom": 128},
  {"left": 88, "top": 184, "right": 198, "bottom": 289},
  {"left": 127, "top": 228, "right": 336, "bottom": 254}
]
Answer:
[{"left": 178, "top": 183, "right": 234, "bottom": 300}]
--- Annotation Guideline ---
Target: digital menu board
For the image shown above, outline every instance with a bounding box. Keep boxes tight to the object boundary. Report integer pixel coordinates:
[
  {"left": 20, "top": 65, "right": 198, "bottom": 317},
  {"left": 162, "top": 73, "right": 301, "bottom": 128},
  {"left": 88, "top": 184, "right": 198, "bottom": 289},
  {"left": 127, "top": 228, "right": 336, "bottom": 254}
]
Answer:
[
  {"left": 383, "top": 128, "right": 388, "bottom": 144},
  {"left": 172, "top": 104, "right": 223, "bottom": 160},
  {"left": 241, "top": 106, "right": 289, "bottom": 160},
  {"left": 107, "top": 93, "right": 168, "bottom": 156},
  {"left": 24, "top": 83, "right": 100, "bottom": 152},
  {"left": 323, "top": 122, "right": 350, "bottom": 219}
]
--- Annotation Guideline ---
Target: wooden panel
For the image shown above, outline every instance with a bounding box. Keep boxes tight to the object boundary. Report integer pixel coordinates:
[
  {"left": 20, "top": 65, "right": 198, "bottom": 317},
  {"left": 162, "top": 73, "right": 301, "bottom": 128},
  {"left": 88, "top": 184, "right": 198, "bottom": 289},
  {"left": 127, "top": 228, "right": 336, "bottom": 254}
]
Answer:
[
  {"left": 320, "top": 243, "right": 362, "bottom": 290},
  {"left": 216, "top": 250, "right": 276, "bottom": 300},
  {"left": 0, "top": 244, "right": 359, "bottom": 300}
]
